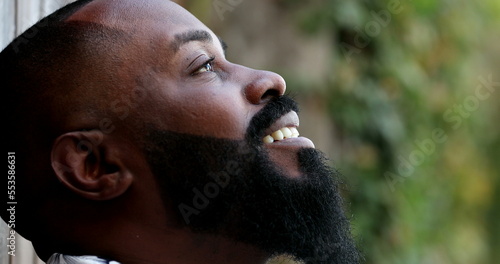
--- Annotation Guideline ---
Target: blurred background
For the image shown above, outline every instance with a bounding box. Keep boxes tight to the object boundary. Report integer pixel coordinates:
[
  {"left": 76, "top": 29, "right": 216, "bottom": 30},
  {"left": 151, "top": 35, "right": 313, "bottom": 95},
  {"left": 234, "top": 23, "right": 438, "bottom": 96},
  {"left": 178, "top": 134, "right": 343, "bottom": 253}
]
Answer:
[{"left": 2, "top": 0, "right": 499, "bottom": 263}]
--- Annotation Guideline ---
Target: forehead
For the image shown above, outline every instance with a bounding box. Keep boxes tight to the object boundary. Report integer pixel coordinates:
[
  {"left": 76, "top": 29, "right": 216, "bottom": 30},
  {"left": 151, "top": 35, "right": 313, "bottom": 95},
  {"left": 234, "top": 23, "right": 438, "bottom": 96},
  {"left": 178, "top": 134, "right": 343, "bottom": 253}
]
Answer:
[{"left": 66, "top": 0, "right": 211, "bottom": 48}]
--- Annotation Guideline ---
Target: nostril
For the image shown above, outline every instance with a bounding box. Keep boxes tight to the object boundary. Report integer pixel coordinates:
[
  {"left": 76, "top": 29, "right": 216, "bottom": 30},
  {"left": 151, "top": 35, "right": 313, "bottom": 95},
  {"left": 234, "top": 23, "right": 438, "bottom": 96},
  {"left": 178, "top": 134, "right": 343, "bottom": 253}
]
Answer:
[{"left": 261, "top": 89, "right": 280, "bottom": 101}]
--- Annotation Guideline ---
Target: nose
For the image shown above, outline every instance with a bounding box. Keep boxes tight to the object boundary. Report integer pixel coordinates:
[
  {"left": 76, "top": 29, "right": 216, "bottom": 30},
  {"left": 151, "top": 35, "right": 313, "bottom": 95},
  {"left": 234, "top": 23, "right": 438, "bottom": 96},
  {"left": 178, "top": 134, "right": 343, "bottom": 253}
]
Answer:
[{"left": 244, "top": 69, "right": 286, "bottom": 105}]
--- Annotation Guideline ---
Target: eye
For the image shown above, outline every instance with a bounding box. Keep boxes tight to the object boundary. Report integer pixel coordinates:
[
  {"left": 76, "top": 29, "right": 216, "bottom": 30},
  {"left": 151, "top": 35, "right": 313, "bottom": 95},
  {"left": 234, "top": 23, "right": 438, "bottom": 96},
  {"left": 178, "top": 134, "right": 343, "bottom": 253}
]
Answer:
[{"left": 193, "top": 57, "right": 215, "bottom": 75}]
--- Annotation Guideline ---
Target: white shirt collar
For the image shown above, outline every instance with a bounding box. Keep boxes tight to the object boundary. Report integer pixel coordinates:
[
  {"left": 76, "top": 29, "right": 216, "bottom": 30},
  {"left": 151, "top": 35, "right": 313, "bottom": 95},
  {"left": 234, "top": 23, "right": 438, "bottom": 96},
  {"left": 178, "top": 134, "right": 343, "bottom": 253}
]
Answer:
[{"left": 46, "top": 253, "right": 121, "bottom": 264}]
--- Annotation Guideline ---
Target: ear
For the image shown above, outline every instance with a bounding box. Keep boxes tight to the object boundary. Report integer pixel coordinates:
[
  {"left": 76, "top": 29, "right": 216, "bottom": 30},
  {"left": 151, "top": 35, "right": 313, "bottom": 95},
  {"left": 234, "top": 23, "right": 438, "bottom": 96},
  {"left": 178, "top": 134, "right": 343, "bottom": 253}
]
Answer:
[{"left": 51, "top": 130, "right": 133, "bottom": 200}]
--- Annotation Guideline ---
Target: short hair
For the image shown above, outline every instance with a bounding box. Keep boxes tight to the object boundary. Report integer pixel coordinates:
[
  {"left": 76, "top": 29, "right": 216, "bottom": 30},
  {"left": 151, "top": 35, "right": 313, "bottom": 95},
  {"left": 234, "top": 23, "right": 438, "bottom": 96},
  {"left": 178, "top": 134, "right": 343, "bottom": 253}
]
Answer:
[{"left": 0, "top": 0, "right": 136, "bottom": 240}]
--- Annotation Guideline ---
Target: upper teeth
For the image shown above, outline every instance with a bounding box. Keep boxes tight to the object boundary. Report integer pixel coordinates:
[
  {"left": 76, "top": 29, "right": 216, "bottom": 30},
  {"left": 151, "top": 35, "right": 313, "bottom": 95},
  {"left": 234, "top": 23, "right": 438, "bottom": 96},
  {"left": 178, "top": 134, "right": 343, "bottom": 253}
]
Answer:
[{"left": 263, "top": 127, "right": 300, "bottom": 144}]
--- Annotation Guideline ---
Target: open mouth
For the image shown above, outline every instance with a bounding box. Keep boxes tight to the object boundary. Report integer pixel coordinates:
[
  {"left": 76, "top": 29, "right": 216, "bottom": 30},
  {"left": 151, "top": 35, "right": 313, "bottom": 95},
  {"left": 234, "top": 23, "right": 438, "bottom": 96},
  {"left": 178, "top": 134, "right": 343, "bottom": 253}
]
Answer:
[{"left": 261, "top": 111, "right": 315, "bottom": 148}]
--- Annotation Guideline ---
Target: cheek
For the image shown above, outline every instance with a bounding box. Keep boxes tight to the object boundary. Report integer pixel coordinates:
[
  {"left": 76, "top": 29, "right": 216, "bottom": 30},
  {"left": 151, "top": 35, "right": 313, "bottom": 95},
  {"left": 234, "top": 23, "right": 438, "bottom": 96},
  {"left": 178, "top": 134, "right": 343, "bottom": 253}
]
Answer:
[
  {"left": 153, "top": 88, "right": 251, "bottom": 139},
  {"left": 181, "top": 100, "right": 246, "bottom": 138}
]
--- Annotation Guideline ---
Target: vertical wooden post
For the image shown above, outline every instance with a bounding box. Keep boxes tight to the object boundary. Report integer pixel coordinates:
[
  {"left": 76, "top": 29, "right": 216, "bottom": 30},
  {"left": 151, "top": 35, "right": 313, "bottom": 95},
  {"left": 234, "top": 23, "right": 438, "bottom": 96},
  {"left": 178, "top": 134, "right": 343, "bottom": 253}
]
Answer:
[{"left": 0, "top": 0, "right": 16, "bottom": 51}]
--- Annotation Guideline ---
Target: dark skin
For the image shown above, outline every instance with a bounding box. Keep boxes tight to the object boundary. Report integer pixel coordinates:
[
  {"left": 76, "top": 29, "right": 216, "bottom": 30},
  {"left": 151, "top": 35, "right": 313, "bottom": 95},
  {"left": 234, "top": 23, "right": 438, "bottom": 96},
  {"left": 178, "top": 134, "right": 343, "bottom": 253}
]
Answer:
[{"left": 43, "top": 0, "right": 316, "bottom": 263}]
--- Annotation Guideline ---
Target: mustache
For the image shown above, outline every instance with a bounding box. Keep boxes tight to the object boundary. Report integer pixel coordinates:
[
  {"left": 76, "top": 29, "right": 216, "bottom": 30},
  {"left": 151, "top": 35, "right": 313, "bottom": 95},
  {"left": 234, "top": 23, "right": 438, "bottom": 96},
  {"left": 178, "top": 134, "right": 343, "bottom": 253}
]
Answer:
[{"left": 245, "top": 95, "right": 299, "bottom": 145}]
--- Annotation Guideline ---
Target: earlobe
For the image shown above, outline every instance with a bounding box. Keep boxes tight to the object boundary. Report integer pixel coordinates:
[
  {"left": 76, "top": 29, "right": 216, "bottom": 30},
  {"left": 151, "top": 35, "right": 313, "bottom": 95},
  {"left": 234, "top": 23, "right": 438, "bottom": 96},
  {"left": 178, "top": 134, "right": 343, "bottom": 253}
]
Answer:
[{"left": 51, "top": 130, "right": 133, "bottom": 200}]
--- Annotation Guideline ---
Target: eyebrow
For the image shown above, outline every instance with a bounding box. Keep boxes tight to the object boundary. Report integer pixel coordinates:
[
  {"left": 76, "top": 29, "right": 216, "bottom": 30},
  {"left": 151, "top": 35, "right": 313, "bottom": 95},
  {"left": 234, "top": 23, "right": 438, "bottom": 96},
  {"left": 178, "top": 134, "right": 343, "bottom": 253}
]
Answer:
[{"left": 172, "top": 29, "right": 228, "bottom": 55}]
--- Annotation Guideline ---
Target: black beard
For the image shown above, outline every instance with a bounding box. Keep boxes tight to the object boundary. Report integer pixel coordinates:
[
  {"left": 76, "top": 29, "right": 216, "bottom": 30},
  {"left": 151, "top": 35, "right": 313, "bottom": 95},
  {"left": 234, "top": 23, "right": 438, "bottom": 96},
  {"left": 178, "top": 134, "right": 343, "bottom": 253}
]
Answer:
[{"left": 142, "top": 96, "right": 360, "bottom": 264}]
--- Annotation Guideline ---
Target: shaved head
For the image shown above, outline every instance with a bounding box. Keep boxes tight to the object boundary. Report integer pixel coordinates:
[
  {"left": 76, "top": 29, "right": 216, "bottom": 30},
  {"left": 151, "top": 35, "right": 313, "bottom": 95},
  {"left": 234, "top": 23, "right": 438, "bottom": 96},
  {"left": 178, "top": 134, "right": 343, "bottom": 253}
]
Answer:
[
  {"left": 2, "top": 0, "right": 105, "bottom": 239},
  {"left": 1, "top": 1, "right": 155, "bottom": 250}
]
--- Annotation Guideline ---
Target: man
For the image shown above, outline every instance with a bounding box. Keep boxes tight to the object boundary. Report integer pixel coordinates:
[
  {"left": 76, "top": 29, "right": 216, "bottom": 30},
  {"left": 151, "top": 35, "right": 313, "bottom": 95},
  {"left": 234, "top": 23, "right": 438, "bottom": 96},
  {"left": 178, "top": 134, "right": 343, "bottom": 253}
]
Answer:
[{"left": 1, "top": 0, "right": 360, "bottom": 263}]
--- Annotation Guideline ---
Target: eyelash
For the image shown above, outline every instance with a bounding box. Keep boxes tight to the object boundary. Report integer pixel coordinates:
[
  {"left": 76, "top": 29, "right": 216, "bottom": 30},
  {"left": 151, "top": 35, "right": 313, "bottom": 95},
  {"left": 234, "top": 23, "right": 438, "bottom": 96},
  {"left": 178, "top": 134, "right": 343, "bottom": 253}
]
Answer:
[{"left": 192, "top": 56, "right": 216, "bottom": 75}]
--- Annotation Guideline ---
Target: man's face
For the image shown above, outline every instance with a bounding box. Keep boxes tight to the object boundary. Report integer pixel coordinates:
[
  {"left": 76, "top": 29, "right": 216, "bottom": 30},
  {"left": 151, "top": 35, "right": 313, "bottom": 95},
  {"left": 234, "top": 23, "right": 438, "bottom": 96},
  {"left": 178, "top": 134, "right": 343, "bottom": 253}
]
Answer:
[
  {"left": 69, "top": 0, "right": 359, "bottom": 262},
  {"left": 69, "top": 0, "right": 313, "bottom": 177}
]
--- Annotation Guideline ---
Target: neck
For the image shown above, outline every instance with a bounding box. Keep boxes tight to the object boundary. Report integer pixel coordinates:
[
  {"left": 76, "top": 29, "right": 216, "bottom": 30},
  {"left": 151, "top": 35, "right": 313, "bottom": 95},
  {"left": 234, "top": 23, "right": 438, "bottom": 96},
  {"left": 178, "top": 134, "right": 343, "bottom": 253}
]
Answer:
[
  {"left": 67, "top": 219, "right": 269, "bottom": 264},
  {"left": 42, "top": 170, "right": 269, "bottom": 264}
]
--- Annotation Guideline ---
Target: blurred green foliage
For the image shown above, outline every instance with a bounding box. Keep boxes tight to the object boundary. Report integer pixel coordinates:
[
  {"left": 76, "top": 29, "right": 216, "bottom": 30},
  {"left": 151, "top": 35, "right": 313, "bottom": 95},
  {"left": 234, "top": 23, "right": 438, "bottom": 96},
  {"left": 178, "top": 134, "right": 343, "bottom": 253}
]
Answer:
[
  {"left": 292, "top": 1, "right": 500, "bottom": 264},
  {"left": 184, "top": 0, "right": 500, "bottom": 263}
]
